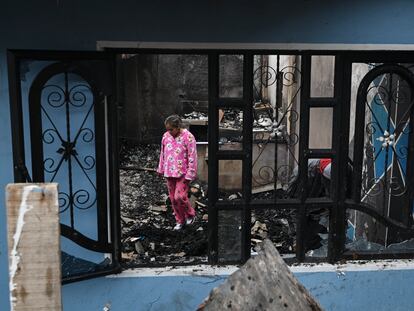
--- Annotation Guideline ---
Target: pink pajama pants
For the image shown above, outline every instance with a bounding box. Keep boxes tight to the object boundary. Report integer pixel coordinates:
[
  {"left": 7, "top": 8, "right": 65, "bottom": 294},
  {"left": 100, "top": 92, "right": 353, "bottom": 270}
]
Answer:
[{"left": 166, "top": 176, "right": 196, "bottom": 225}]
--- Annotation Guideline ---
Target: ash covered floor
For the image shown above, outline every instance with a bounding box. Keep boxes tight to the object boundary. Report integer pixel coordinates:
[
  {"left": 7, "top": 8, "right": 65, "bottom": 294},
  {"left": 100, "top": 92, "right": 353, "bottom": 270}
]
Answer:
[{"left": 119, "top": 143, "right": 297, "bottom": 267}]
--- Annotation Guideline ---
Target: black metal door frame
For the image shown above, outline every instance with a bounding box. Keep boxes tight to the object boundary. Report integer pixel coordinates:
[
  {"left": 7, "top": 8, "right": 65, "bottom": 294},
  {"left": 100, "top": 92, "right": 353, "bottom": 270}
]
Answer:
[
  {"left": 207, "top": 52, "right": 254, "bottom": 263},
  {"left": 205, "top": 50, "right": 414, "bottom": 264},
  {"left": 205, "top": 51, "right": 347, "bottom": 263},
  {"left": 7, "top": 50, "right": 122, "bottom": 282},
  {"left": 295, "top": 54, "right": 349, "bottom": 262}
]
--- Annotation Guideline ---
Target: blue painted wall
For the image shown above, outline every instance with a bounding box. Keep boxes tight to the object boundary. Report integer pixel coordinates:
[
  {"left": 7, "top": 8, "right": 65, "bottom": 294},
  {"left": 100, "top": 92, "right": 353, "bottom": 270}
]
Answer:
[
  {"left": 61, "top": 269, "right": 414, "bottom": 311},
  {"left": 2, "top": 1, "right": 414, "bottom": 310},
  {"left": 2, "top": 0, "right": 414, "bottom": 48}
]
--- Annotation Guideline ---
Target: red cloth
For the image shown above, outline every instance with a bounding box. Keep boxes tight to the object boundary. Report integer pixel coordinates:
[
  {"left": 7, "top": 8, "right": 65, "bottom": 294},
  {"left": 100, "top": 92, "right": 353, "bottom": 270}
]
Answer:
[{"left": 319, "top": 159, "right": 332, "bottom": 173}]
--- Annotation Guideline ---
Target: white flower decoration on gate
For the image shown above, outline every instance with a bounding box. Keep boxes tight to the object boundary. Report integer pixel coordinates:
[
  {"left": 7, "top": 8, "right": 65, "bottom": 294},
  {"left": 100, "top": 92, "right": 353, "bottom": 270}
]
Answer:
[{"left": 377, "top": 130, "right": 396, "bottom": 148}]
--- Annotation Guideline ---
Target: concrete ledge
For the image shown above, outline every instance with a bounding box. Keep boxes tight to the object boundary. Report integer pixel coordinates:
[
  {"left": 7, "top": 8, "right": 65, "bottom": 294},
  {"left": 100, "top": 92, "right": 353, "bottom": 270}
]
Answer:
[
  {"left": 110, "top": 259, "right": 414, "bottom": 278},
  {"left": 97, "top": 41, "right": 414, "bottom": 51}
]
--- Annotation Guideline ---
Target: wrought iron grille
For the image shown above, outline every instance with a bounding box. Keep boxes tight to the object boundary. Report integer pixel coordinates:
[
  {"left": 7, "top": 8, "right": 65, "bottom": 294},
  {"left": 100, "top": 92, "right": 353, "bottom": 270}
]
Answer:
[
  {"left": 251, "top": 55, "right": 301, "bottom": 194},
  {"left": 28, "top": 61, "right": 113, "bottom": 255},
  {"left": 40, "top": 74, "right": 97, "bottom": 218},
  {"left": 351, "top": 64, "right": 414, "bottom": 248}
]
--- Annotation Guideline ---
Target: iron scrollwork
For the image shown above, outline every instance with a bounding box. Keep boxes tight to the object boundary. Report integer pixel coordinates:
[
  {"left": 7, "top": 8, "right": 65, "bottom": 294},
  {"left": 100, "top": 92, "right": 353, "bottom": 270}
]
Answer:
[
  {"left": 40, "top": 73, "right": 97, "bottom": 218},
  {"left": 252, "top": 56, "right": 301, "bottom": 193},
  {"left": 360, "top": 73, "right": 413, "bottom": 200}
]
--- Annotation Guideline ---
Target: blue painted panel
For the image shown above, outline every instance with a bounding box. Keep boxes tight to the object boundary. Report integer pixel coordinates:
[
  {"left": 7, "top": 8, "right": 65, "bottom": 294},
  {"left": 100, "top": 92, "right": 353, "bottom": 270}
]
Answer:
[
  {"left": 62, "top": 275, "right": 227, "bottom": 311},
  {"left": 2, "top": 2, "right": 414, "bottom": 310},
  {"left": 1, "top": 1, "right": 414, "bottom": 49},
  {"left": 0, "top": 52, "right": 13, "bottom": 311},
  {"left": 19, "top": 62, "right": 105, "bottom": 265},
  {"left": 39, "top": 73, "right": 98, "bottom": 240},
  {"left": 59, "top": 269, "right": 414, "bottom": 311},
  {"left": 299, "top": 269, "right": 414, "bottom": 311}
]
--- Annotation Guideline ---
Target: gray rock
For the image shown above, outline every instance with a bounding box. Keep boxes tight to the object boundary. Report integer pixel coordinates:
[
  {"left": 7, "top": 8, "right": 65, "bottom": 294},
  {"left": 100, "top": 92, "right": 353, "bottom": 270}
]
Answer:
[{"left": 198, "top": 239, "right": 323, "bottom": 311}]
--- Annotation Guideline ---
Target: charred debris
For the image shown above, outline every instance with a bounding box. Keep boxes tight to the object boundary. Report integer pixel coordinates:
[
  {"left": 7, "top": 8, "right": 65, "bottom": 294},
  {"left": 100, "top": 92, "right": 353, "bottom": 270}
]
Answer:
[{"left": 118, "top": 105, "right": 300, "bottom": 267}]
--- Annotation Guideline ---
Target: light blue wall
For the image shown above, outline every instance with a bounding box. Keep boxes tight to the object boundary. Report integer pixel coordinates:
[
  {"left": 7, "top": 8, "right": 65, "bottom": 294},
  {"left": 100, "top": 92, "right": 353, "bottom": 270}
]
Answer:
[
  {"left": 1, "top": 51, "right": 13, "bottom": 310},
  {"left": 61, "top": 269, "right": 414, "bottom": 311},
  {"left": 2, "top": 1, "right": 414, "bottom": 310}
]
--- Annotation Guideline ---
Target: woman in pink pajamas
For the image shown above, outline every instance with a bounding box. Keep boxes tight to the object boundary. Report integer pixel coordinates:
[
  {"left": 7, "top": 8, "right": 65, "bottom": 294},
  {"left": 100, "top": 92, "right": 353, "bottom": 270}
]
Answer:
[{"left": 157, "top": 115, "right": 197, "bottom": 231}]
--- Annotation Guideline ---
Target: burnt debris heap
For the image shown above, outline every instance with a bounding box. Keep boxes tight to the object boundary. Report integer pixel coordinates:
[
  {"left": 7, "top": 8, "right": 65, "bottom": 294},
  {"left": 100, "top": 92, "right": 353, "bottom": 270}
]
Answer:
[
  {"left": 119, "top": 142, "right": 298, "bottom": 266},
  {"left": 119, "top": 143, "right": 208, "bottom": 265}
]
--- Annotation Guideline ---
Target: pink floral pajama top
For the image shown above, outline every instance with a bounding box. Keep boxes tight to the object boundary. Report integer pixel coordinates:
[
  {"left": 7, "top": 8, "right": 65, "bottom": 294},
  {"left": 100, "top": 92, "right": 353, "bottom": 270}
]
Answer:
[{"left": 157, "top": 129, "right": 198, "bottom": 180}]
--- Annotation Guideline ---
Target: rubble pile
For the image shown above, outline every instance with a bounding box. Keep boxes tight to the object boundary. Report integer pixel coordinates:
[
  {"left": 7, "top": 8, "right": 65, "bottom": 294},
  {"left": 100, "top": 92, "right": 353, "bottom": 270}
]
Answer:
[
  {"left": 184, "top": 111, "right": 208, "bottom": 120},
  {"left": 119, "top": 142, "right": 209, "bottom": 266},
  {"left": 218, "top": 109, "right": 243, "bottom": 144},
  {"left": 119, "top": 143, "right": 297, "bottom": 267},
  {"left": 250, "top": 206, "right": 296, "bottom": 254},
  {"left": 220, "top": 109, "right": 243, "bottom": 129}
]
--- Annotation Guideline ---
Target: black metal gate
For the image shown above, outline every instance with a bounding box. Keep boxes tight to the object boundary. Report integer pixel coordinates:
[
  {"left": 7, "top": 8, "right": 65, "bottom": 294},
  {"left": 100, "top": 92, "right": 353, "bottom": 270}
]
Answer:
[
  {"left": 8, "top": 51, "right": 121, "bottom": 282},
  {"left": 207, "top": 51, "right": 414, "bottom": 264},
  {"left": 347, "top": 62, "right": 414, "bottom": 256}
]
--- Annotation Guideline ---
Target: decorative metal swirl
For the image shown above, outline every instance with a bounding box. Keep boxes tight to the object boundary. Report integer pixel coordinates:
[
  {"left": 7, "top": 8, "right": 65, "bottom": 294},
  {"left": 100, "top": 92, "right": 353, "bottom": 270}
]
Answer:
[
  {"left": 362, "top": 175, "right": 408, "bottom": 198},
  {"left": 251, "top": 56, "right": 301, "bottom": 196},
  {"left": 367, "top": 85, "right": 389, "bottom": 106},
  {"left": 73, "top": 189, "right": 97, "bottom": 210},
  {"left": 361, "top": 177, "right": 384, "bottom": 198},
  {"left": 253, "top": 165, "right": 275, "bottom": 186},
  {"left": 58, "top": 192, "right": 71, "bottom": 213},
  {"left": 78, "top": 128, "right": 95, "bottom": 143},
  {"left": 43, "top": 85, "right": 66, "bottom": 108},
  {"left": 365, "top": 122, "right": 379, "bottom": 135},
  {"left": 394, "top": 145, "right": 409, "bottom": 159},
  {"left": 79, "top": 156, "right": 96, "bottom": 171},
  {"left": 286, "top": 133, "right": 299, "bottom": 146},
  {"left": 285, "top": 109, "right": 299, "bottom": 123},
  {"left": 69, "top": 84, "right": 92, "bottom": 107},
  {"left": 43, "top": 157, "right": 60, "bottom": 174},
  {"left": 42, "top": 128, "right": 60, "bottom": 144},
  {"left": 253, "top": 65, "right": 277, "bottom": 87},
  {"left": 280, "top": 65, "right": 301, "bottom": 87},
  {"left": 251, "top": 137, "right": 275, "bottom": 186},
  {"left": 39, "top": 72, "right": 98, "bottom": 219},
  {"left": 388, "top": 176, "right": 408, "bottom": 197},
  {"left": 391, "top": 84, "right": 412, "bottom": 105}
]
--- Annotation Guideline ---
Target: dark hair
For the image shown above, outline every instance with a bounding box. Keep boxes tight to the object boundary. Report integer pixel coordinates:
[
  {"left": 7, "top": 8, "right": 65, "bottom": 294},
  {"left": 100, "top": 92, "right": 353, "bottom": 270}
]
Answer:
[{"left": 164, "top": 115, "right": 183, "bottom": 129}]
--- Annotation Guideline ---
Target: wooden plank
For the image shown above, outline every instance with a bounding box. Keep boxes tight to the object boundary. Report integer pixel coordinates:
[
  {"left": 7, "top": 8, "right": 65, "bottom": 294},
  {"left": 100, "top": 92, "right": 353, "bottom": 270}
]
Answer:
[
  {"left": 198, "top": 239, "right": 324, "bottom": 311},
  {"left": 6, "top": 183, "right": 62, "bottom": 311}
]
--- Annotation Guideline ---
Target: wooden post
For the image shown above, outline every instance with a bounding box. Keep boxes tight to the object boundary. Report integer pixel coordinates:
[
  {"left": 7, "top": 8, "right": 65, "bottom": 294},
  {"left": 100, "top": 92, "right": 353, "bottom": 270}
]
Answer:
[
  {"left": 198, "top": 239, "right": 324, "bottom": 311},
  {"left": 6, "top": 183, "right": 62, "bottom": 311}
]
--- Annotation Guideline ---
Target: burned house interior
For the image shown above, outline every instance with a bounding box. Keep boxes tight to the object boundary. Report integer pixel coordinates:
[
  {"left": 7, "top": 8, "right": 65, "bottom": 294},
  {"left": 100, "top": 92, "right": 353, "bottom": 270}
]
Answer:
[
  {"left": 8, "top": 50, "right": 414, "bottom": 281},
  {"left": 115, "top": 52, "right": 414, "bottom": 266},
  {"left": 116, "top": 53, "right": 304, "bottom": 266}
]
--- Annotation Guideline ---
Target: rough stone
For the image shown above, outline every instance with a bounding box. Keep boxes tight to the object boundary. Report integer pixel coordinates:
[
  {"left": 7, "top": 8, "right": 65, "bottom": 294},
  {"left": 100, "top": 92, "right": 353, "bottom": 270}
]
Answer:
[{"left": 198, "top": 239, "right": 324, "bottom": 311}]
